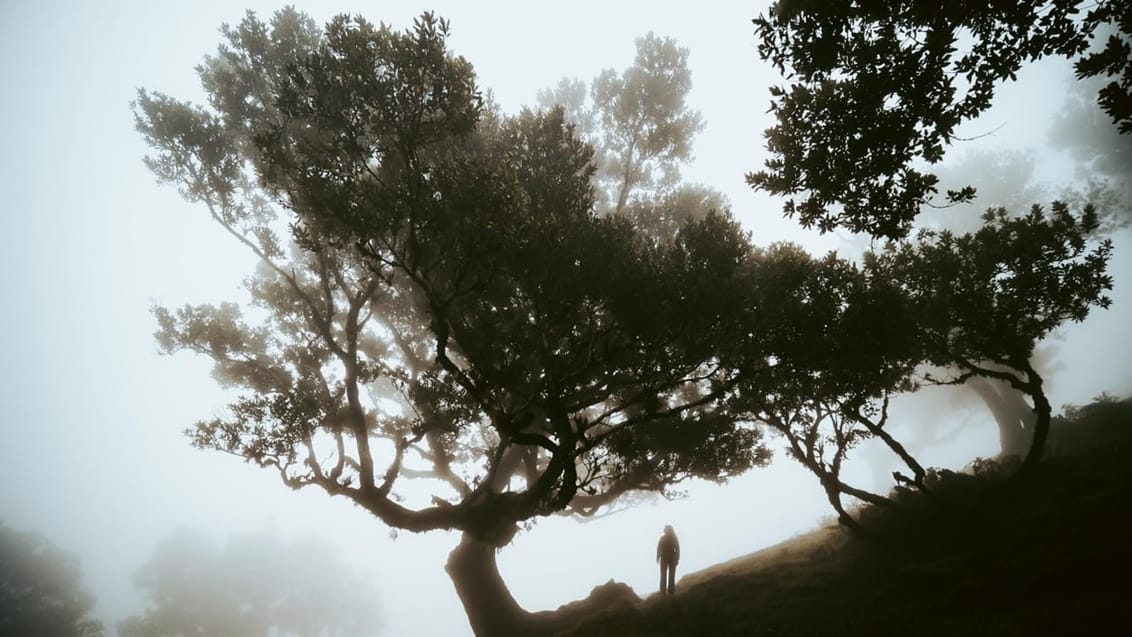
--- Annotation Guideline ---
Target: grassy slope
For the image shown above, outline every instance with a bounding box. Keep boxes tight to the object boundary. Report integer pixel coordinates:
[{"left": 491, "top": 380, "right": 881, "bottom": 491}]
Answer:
[{"left": 554, "top": 403, "right": 1132, "bottom": 636}]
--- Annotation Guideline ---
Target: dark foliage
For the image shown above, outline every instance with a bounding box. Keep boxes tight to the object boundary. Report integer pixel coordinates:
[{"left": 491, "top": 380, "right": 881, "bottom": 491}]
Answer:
[
  {"left": 750, "top": 0, "right": 1132, "bottom": 238},
  {"left": 135, "top": 10, "right": 772, "bottom": 635},
  {"left": 135, "top": 9, "right": 773, "bottom": 549}
]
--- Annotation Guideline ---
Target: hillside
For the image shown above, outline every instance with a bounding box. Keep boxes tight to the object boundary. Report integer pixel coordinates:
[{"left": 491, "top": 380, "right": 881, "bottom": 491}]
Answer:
[{"left": 552, "top": 399, "right": 1132, "bottom": 636}]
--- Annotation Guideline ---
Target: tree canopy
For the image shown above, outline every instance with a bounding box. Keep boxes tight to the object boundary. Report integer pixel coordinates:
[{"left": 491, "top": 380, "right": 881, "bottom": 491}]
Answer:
[
  {"left": 136, "top": 9, "right": 770, "bottom": 635},
  {"left": 138, "top": 6, "right": 769, "bottom": 539},
  {"left": 750, "top": 0, "right": 1132, "bottom": 239},
  {"left": 869, "top": 203, "right": 1113, "bottom": 473},
  {"left": 537, "top": 32, "right": 707, "bottom": 217},
  {"left": 733, "top": 1, "right": 1120, "bottom": 526}
]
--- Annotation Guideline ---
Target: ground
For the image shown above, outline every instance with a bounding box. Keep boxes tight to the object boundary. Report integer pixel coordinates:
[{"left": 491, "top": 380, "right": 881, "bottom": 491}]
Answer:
[{"left": 551, "top": 400, "right": 1132, "bottom": 636}]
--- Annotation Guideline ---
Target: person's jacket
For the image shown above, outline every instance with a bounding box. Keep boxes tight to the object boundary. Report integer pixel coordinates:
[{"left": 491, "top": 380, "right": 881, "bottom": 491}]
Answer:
[{"left": 657, "top": 531, "right": 680, "bottom": 564}]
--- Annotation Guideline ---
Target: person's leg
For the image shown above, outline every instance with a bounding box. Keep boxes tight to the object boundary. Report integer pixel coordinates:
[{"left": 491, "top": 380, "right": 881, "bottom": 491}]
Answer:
[
  {"left": 668, "top": 564, "right": 676, "bottom": 595},
  {"left": 659, "top": 562, "right": 667, "bottom": 595}
]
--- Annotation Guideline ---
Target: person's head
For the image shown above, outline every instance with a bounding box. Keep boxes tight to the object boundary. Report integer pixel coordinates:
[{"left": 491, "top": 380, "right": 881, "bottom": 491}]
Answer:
[{"left": 664, "top": 524, "right": 674, "bottom": 535}]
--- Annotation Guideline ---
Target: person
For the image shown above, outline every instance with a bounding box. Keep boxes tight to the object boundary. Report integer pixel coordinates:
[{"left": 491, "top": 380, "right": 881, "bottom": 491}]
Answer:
[{"left": 656, "top": 524, "right": 680, "bottom": 596}]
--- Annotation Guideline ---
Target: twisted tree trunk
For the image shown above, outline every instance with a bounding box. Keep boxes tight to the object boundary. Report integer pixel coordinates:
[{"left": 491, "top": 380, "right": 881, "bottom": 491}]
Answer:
[
  {"left": 446, "top": 533, "right": 536, "bottom": 637},
  {"left": 1017, "top": 384, "right": 1052, "bottom": 477},
  {"left": 968, "top": 375, "right": 1035, "bottom": 457}
]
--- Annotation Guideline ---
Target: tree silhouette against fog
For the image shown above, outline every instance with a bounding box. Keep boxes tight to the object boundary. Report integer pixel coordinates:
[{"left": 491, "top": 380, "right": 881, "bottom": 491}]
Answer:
[
  {"left": 0, "top": 521, "right": 103, "bottom": 637},
  {"left": 135, "top": 10, "right": 773, "bottom": 635},
  {"left": 905, "top": 83, "right": 1130, "bottom": 459},
  {"left": 1050, "top": 73, "right": 1132, "bottom": 228},
  {"left": 729, "top": 244, "right": 928, "bottom": 529},
  {"left": 134, "top": 6, "right": 1117, "bottom": 633},
  {"left": 862, "top": 150, "right": 1109, "bottom": 465},
  {"left": 751, "top": 0, "right": 1131, "bottom": 239},
  {"left": 849, "top": 95, "right": 1127, "bottom": 473},
  {"left": 118, "top": 527, "right": 379, "bottom": 637},
  {"left": 749, "top": 1, "right": 1118, "bottom": 488},
  {"left": 869, "top": 205, "right": 1112, "bottom": 477}
]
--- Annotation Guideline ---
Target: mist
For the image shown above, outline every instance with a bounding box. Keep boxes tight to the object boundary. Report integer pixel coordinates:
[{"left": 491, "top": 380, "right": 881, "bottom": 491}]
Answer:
[{"left": 1, "top": 2, "right": 1129, "bottom": 636}]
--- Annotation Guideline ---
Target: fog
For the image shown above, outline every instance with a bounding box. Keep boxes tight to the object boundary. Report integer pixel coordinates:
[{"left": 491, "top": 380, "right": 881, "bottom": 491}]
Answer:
[{"left": 0, "top": 2, "right": 1128, "bottom": 635}]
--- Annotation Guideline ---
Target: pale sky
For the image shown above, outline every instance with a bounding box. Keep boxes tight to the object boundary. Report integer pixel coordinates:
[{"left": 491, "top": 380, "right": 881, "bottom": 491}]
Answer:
[{"left": 1, "top": 2, "right": 1129, "bottom": 635}]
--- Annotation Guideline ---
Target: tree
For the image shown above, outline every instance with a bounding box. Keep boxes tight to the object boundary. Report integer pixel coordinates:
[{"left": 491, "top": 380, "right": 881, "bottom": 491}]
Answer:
[
  {"left": 619, "top": 183, "right": 729, "bottom": 244},
  {"left": 849, "top": 133, "right": 1124, "bottom": 463},
  {"left": 117, "top": 531, "right": 249, "bottom": 637},
  {"left": 867, "top": 149, "right": 1079, "bottom": 461},
  {"left": 135, "top": 10, "right": 770, "bottom": 636},
  {"left": 537, "top": 33, "right": 705, "bottom": 215},
  {"left": 732, "top": 243, "right": 930, "bottom": 529},
  {"left": 0, "top": 521, "right": 103, "bottom": 637},
  {"left": 746, "top": 1, "right": 1119, "bottom": 488},
  {"left": 750, "top": 0, "right": 1132, "bottom": 239},
  {"left": 1050, "top": 74, "right": 1132, "bottom": 228},
  {"left": 732, "top": 200, "right": 1113, "bottom": 528},
  {"left": 118, "top": 527, "right": 380, "bottom": 637},
  {"left": 868, "top": 202, "right": 1113, "bottom": 475}
]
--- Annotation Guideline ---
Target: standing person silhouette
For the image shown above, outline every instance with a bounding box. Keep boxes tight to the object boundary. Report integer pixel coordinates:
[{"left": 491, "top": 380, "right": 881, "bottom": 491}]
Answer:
[{"left": 656, "top": 524, "right": 680, "bottom": 596}]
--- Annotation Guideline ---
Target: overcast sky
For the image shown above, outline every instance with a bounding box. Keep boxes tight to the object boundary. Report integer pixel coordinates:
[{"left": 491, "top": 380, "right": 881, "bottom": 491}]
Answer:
[{"left": 1, "top": 2, "right": 1129, "bottom": 635}]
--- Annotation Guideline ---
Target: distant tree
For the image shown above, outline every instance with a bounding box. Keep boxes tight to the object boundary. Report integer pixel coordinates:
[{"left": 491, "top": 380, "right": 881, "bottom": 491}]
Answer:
[
  {"left": 135, "top": 10, "right": 770, "bottom": 636},
  {"left": 537, "top": 33, "right": 706, "bottom": 215},
  {"left": 750, "top": 0, "right": 1132, "bottom": 239},
  {"left": 926, "top": 151, "right": 1049, "bottom": 233},
  {"left": 1050, "top": 74, "right": 1132, "bottom": 228},
  {"left": 619, "top": 183, "right": 729, "bottom": 244},
  {"left": 0, "top": 522, "right": 103, "bottom": 637},
  {"left": 536, "top": 77, "right": 594, "bottom": 140},
  {"left": 117, "top": 531, "right": 248, "bottom": 637},
  {"left": 591, "top": 33, "right": 705, "bottom": 214},
  {"left": 118, "top": 527, "right": 380, "bottom": 637}
]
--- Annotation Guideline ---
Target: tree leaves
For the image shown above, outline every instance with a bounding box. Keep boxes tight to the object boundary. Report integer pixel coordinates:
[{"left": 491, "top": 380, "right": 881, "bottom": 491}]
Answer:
[
  {"left": 539, "top": 32, "right": 705, "bottom": 216},
  {"left": 139, "top": 10, "right": 774, "bottom": 542},
  {"left": 871, "top": 201, "right": 1114, "bottom": 370},
  {"left": 752, "top": 0, "right": 1132, "bottom": 238}
]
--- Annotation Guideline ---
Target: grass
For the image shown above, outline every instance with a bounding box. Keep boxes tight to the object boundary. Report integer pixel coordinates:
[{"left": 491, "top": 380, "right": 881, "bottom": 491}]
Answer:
[{"left": 552, "top": 399, "right": 1132, "bottom": 636}]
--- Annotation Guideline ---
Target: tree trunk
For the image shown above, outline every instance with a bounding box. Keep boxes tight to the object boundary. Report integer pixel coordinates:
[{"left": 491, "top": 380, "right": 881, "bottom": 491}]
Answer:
[
  {"left": 967, "top": 375, "right": 1034, "bottom": 456},
  {"left": 1017, "top": 387, "right": 1052, "bottom": 477},
  {"left": 446, "top": 533, "right": 536, "bottom": 637},
  {"left": 855, "top": 412, "right": 928, "bottom": 484},
  {"left": 822, "top": 481, "right": 862, "bottom": 533}
]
